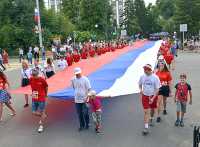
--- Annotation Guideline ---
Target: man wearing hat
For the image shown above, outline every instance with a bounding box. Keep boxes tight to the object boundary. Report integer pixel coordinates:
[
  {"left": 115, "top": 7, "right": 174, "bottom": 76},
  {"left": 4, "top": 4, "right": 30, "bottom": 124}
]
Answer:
[
  {"left": 138, "top": 64, "right": 161, "bottom": 135},
  {"left": 71, "top": 67, "right": 91, "bottom": 131}
]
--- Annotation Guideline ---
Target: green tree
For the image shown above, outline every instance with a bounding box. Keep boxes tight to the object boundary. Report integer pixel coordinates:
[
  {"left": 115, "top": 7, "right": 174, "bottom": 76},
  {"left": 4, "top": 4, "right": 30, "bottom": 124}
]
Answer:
[
  {"left": 122, "top": 0, "right": 141, "bottom": 35},
  {"left": 174, "top": 0, "right": 200, "bottom": 35},
  {"left": 41, "top": 10, "right": 75, "bottom": 46},
  {"left": 145, "top": 4, "right": 162, "bottom": 33},
  {"left": 0, "top": 0, "right": 74, "bottom": 53},
  {"left": 79, "top": 0, "right": 112, "bottom": 39},
  {"left": 62, "top": 0, "right": 81, "bottom": 25},
  {"left": 134, "top": 0, "right": 148, "bottom": 34},
  {"left": 156, "top": 0, "right": 175, "bottom": 20},
  {"left": 0, "top": 0, "right": 36, "bottom": 51}
]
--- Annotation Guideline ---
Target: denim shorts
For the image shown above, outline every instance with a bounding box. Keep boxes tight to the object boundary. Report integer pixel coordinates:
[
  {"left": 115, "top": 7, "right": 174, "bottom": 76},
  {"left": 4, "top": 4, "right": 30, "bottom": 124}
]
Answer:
[
  {"left": 176, "top": 101, "right": 187, "bottom": 113},
  {"left": 32, "top": 101, "right": 46, "bottom": 112}
]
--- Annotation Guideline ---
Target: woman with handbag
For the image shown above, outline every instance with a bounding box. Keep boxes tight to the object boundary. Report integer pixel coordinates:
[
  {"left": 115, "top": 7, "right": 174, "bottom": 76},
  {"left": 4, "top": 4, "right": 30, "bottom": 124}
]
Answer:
[
  {"left": 0, "top": 70, "right": 16, "bottom": 122},
  {"left": 21, "top": 61, "right": 31, "bottom": 108}
]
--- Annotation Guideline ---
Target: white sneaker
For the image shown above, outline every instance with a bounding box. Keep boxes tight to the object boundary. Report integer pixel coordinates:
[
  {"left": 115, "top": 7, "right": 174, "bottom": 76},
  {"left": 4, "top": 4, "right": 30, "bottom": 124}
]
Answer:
[
  {"left": 38, "top": 125, "right": 44, "bottom": 133},
  {"left": 142, "top": 128, "right": 149, "bottom": 136}
]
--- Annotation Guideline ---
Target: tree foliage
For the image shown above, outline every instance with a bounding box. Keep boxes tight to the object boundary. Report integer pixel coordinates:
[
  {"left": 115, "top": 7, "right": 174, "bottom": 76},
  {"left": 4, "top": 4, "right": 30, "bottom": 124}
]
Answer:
[
  {"left": 122, "top": 0, "right": 141, "bottom": 36},
  {"left": 0, "top": 0, "right": 74, "bottom": 53},
  {"left": 62, "top": 0, "right": 81, "bottom": 25},
  {"left": 79, "top": 0, "right": 112, "bottom": 39}
]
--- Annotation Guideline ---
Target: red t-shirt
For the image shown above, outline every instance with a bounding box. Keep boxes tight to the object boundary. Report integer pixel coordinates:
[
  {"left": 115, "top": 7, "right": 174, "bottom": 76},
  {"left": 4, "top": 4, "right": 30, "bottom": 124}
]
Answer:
[
  {"left": 107, "top": 47, "right": 111, "bottom": 52},
  {"left": 81, "top": 51, "right": 88, "bottom": 59},
  {"left": 0, "top": 77, "right": 6, "bottom": 90},
  {"left": 156, "top": 71, "right": 172, "bottom": 86},
  {"left": 175, "top": 83, "right": 191, "bottom": 102},
  {"left": 73, "top": 54, "right": 81, "bottom": 62},
  {"left": 88, "top": 96, "right": 102, "bottom": 112},
  {"left": 89, "top": 49, "right": 95, "bottom": 57},
  {"left": 164, "top": 54, "right": 174, "bottom": 65},
  {"left": 111, "top": 46, "right": 115, "bottom": 52},
  {"left": 101, "top": 48, "right": 106, "bottom": 54},
  {"left": 29, "top": 77, "right": 48, "bottom": 102},
  {"left": 96, "top": 49, "right": 102, "bottom": 55}
]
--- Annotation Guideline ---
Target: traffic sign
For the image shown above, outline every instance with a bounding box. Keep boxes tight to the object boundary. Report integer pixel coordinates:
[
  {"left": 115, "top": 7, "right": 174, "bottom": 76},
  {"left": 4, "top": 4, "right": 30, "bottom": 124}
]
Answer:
[{"left": 180, "top": 24, "right": 187, "bottom": 32}]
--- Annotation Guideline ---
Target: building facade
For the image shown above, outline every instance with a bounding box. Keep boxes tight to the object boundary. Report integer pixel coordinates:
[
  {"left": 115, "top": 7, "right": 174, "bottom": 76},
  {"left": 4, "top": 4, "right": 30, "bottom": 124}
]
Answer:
[
  {"left": 44, "top": 0, "right": 62, "bottom": 12},
  {"left": 110, "top": 0, "right": 125, "bottom": 28}
]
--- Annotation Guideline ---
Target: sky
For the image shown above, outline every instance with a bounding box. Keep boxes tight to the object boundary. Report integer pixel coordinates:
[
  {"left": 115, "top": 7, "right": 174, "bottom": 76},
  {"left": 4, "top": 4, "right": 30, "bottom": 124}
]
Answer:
[
  {"left": 144, "top": 0, "right": 157, "bottom": 5},
  {"left": 43, "top": 0, "right": 157, "bottom": 7}
]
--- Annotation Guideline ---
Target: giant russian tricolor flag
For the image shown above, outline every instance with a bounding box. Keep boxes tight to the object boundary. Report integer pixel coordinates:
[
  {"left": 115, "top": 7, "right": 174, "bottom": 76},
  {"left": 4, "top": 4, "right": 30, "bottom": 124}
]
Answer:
[{"left": 11, "top": 40, "right": 161, "bottom": 100}]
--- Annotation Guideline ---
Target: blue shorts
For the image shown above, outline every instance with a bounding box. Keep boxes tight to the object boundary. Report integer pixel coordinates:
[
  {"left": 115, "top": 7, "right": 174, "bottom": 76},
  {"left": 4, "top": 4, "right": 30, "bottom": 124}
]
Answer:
[{"left": 32, "top": 101, "right": 46, "bottom": 112}]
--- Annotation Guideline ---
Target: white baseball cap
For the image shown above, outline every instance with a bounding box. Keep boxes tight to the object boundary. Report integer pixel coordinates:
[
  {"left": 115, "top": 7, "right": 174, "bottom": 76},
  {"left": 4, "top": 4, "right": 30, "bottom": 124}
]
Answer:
[
  {"left": 158, "top": 55, "right": 164, "bottom": 60},
  {"left": 74, "top": 67, "right": 82, "bottom": 75},
  {"left": 88, "top": 90, "right": 96, "bottom": 96}
]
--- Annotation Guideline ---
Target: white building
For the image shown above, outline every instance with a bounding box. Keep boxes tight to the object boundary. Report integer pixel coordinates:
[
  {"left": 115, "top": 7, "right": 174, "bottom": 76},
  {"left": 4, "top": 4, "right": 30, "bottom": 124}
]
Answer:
[
  {"left": 110, "top": 0, "right": 126, "bottom": 28},
  {"left": 44, "top": 0, "right": 62, "bottom": 12}
]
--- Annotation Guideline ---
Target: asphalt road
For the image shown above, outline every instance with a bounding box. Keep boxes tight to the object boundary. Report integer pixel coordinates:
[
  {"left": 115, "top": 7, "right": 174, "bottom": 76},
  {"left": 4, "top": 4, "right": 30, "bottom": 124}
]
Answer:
[{"left": 0, "top": 51, "right": 200, "bottom": 147}]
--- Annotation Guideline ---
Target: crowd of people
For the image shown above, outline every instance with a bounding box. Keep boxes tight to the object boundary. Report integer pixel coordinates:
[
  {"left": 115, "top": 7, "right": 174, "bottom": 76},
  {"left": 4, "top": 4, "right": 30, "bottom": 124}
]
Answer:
[
  {"left": 0, "top": 38, "right": 193, "bottom": 135},
  {"left": 139, "top": 38, "right": 192, "bottom": 135},
  {"left": 19, "top": 46, "right": 41, "bottom": 64},
  {"left": 51, "top": 40, "right": 128, "bottom": 66}
]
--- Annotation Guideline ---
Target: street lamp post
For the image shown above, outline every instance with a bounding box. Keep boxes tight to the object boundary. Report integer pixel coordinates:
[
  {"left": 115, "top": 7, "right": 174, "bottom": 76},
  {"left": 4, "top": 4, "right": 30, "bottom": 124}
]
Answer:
[
  {"left": 35, "top": 0, "right": 43, "bottom": 49},
  {"left": 116, "top": 0, "right": 119, "bottom": 28}
]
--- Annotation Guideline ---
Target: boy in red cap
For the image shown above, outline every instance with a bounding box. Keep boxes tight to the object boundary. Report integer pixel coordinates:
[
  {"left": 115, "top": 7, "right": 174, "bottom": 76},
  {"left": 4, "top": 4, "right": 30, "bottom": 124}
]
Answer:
[{"left": 139, "top": 64, "right": 161, "bottom": 135}]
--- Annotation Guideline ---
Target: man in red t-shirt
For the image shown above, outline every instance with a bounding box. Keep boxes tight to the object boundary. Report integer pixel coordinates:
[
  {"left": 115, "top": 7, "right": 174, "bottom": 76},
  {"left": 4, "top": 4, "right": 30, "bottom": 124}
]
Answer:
[{"left": 29, "top": 69, "right": 48, "bottom": 133}]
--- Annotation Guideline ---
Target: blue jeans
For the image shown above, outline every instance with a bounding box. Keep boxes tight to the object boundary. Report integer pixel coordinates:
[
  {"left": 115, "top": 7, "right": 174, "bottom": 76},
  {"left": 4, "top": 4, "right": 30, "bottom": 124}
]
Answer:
[
  {"left": 75, "top": 103, "right": 89, "bottom": 129},
  {"left": 28, "top": 58, "right": 32, "bottom": 64},
  {"left": 32, "top": 101, "right": 46, "bottom": 112}
]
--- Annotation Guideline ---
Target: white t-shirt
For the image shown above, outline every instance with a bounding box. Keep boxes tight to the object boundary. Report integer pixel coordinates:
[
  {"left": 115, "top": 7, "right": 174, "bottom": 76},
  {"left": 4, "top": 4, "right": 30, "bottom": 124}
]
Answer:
[
  {"left": 139, "top": 74, "right": 161, "bottom": 96},
  {"left": 0, "top": 54, "right": 2, "bottom": 61},
  {"left": 71, "top": 76, "right": 91, "bottom": 103},
  {"left": 29, "top": 47, "right": 32, "bottom": 52},
  {"left": 45, "top": 63, "right": 55, "bottom": 73},
  {"left": 57, "top": 59, "right": 67, "bottom": 70},
  {"left": 52, "top": 47, "right": 56, "bottom": 53},
  {"left": 60, "top": 47, "right": 66, "bottom": 52},
  {"left": 21, "top": 68, "right": 31, "bottom": 79},
  {"left": 19, "top": 48, "right": 23, "bottom": 55},
  {"left": 34, "top": 47, "right": 39, "bottom": 53}
]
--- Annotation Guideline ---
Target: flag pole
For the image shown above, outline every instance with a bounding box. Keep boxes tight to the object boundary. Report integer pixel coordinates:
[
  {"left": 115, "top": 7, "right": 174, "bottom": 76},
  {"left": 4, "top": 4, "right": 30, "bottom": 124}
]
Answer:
[{"left": 35, "top": 0, "right": 43, "bottom": 49}]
